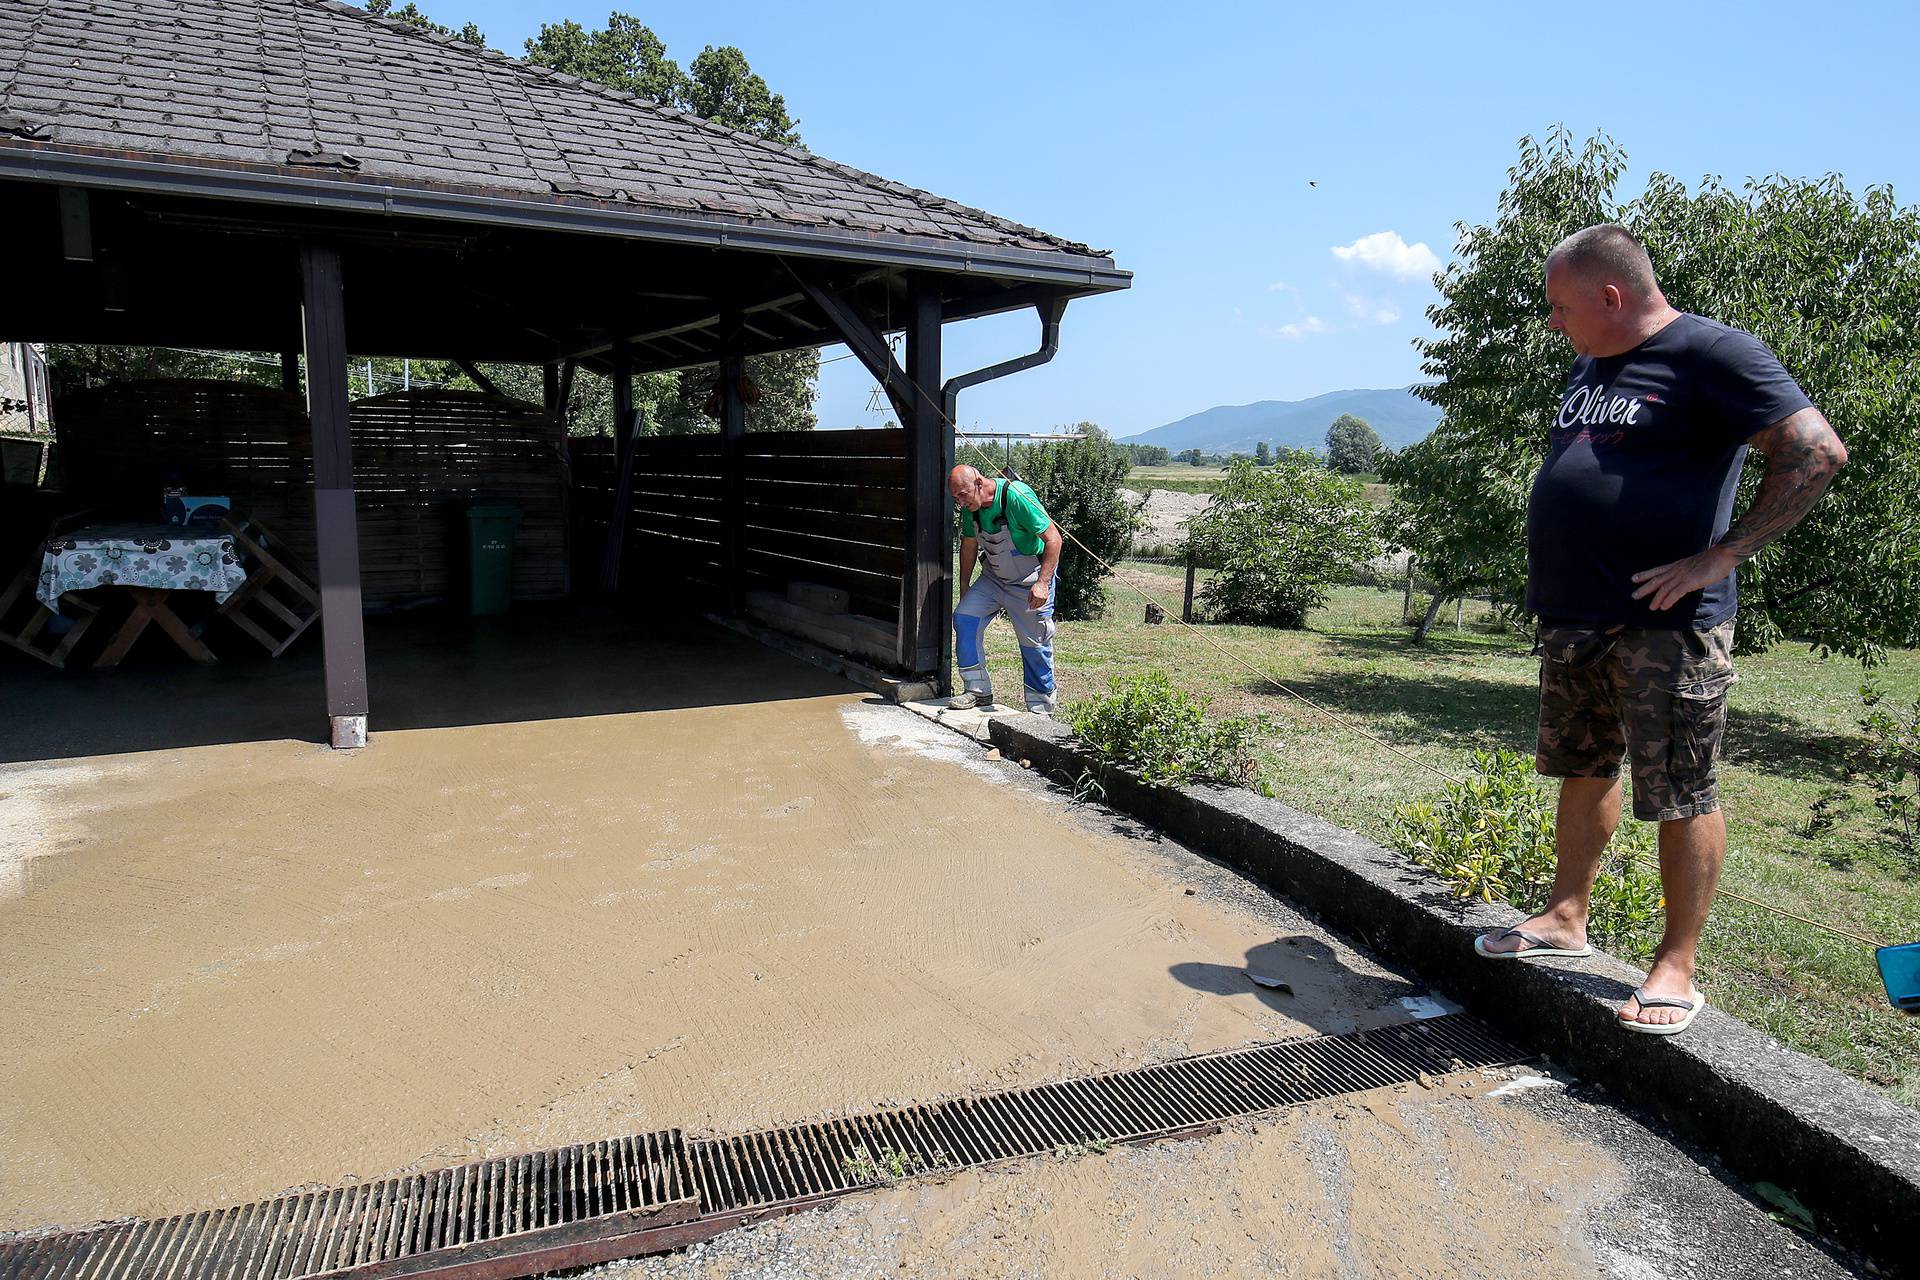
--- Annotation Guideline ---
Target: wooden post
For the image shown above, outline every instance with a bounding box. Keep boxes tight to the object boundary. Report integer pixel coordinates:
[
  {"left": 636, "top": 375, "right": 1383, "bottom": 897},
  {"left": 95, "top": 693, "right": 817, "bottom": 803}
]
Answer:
[
  {"left": 600, "top": 348, "right": 636, "bottom": 596},
  {"left": 1402, "top": 555, "right": 1416, "bottom": 624},
  {"left": 719, "top": 311, "right": 747, "bottom": 613},
  {"left": 280, "top": 350, "right": 301, "bottom": 396},
  {"left": 1183, "top": 549, "right": 1197, "bottom": 624},
  {"left": 544, "top": 361, "right": 573, "bottom": 599},
  {"left": 901, "top": 279, "right": 947, "bottom": 684},
  {"left": 1455, "top": 595, "right": 1465, "bottom": 631},
  {"left": 299, "top": 244, "right": 369, "bottom": 749}
]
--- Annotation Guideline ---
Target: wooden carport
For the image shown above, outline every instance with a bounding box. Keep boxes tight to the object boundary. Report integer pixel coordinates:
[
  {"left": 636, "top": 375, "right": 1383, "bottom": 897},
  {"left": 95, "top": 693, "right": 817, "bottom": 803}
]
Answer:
[{"left": 0, "top": 0, "right": 1128, "bottom": 746}]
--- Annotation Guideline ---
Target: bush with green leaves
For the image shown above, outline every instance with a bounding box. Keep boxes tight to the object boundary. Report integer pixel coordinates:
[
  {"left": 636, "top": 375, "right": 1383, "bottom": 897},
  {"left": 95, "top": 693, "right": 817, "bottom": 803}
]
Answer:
[
  {"left": 1065, "top": 670, "right": 1271, "bottom": 791},
  {"left": 1857, "top": 683, "right": 1920, "bottom": 862},
  {"left": 1391, "top": 749, "right": 1663, "bottom": 956},
  {"left": 959, "top": 424, "right": 1134, "bottom": 621},
  {"left": 1187, "top": 455, "right": 1383, "bottom": 628}
]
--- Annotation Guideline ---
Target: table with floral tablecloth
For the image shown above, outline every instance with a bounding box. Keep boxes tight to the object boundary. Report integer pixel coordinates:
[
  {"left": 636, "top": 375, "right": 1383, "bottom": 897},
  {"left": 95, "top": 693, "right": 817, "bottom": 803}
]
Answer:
[{"left": 37, "top": 523, "right": 247, "bottom": 613}]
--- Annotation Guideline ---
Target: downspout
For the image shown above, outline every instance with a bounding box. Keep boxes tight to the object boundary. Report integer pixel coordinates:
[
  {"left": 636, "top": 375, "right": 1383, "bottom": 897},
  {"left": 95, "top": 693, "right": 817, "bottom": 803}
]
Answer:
[
  {"left": 934, "top": 295, "right": 1069, "bottom": 693},
  {"left": 939, "top": 297, "right": 1068, "bottom": 426}
]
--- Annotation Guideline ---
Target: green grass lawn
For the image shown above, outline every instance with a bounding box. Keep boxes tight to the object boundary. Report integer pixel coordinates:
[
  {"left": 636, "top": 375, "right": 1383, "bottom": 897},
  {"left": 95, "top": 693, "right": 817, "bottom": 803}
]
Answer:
[
  {"left": 1119, "top": 465, "right": 1229, "bottom": 495},
  {"left": 974, "top": 560, "right": 1920, "bottom": 1105}
]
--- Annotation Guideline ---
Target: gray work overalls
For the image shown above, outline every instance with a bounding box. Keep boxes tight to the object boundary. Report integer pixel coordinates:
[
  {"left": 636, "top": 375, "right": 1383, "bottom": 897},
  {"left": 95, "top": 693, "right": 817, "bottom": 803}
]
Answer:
[{"left": 955, "top": 483, "right": 1056, "bottom": 713}]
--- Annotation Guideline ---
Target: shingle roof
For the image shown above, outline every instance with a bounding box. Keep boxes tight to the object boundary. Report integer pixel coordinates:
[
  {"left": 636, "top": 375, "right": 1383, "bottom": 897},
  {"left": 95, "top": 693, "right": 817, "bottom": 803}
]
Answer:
[{"left": 0, "top": 0, "right": 1113, "bottom": 265}]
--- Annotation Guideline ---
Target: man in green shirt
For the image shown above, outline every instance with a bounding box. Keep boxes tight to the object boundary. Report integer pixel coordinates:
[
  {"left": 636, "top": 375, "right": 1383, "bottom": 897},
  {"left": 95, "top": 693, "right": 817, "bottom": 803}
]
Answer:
[{"left": 947, "top": 463, "right": 1064, "bottom": 713}]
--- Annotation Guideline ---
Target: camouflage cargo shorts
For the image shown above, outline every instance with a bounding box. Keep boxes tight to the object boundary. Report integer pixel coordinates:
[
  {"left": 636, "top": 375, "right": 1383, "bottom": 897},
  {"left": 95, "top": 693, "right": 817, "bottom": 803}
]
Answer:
[{"left": 1535, "top": 618, "right": 1737, "bottom": 822}]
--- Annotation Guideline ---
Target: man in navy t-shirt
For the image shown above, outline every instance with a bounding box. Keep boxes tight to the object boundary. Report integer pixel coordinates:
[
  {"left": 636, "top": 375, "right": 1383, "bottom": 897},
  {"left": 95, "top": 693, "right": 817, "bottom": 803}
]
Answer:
[{"left": 1475, "top": 224, "right": 1848, "bottom": 1036}]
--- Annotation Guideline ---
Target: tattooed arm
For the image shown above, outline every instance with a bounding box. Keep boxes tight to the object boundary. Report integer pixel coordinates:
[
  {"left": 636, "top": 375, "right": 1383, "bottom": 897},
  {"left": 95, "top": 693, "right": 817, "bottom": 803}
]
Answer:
[{"left": 1631, "top": 407, "right": 1848, "bottom": 612}]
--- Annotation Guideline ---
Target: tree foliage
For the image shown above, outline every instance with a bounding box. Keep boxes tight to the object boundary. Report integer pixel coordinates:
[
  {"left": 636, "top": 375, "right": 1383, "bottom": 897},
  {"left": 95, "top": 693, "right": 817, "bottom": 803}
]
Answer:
[
  {"left": 1189, "top": 454, "right": 1383, "bottom": 628},
  {"left": 1324, "top": 413, "right": 1381, "bottom": 474},
  {"left": 1253, "top": 441, "right": 1271, "bottom": 466},
  {"left": 959, "top": 424, "right": 1133, "bottom": 622},
  {"left": 1386, "top": 127, "right": 1920, "bottom": 659},
  {"left": 365, "top": 0, "right": 485, "bottom": 47},
  {"left": 525, "top": 12, "right": 814, "bottom": 433}
]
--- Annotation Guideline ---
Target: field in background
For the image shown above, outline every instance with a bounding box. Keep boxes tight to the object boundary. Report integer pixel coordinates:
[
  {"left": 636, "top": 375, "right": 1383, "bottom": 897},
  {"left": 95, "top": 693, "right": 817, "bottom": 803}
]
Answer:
[{"left": 971, "top": 560, "right": 1920, "bottom": 1104}]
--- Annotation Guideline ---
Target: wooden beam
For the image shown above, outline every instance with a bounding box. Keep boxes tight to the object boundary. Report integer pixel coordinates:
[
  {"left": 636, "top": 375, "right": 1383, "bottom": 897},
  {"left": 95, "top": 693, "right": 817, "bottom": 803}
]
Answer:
[
  {"left": 785, "top": 263, "right": 914, "bottom": 422},
  {"left": 299, "top": 243, "right": 370, "bottom": 749},
  {"left": 600, "top": 348, "right": 638, "bottom": 595},
  {"left": 901, "top": 277, "right": 947, "bottom": 682},
  {"left": 280, "top": 349, "right": 301, "bottom": 396},
  {"left": 454, "top": 358, "right": 507, "bottom": 399},
  {"left": 719, "top": 327, "right": 747, "bottom": 612}
]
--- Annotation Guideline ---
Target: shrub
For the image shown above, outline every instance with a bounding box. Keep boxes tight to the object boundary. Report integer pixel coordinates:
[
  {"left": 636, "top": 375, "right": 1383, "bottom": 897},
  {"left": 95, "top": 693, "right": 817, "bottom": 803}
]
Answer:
[
  {"left": 1065, "top": 670, "right": 1271, "bottom": 790},
  {"left": 1391, "top": 749, "right": 1662, "bottom": 956},
  {"left": 1858, "top": 682, "right": 1920, "bottom": 863},
  {"left": 1188, "top": 455, "right": 1383, "bottom": 628}
]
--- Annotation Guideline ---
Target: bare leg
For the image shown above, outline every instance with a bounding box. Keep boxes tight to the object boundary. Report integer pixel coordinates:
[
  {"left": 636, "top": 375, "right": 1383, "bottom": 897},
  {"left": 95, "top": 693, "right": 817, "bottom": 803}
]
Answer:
[
  {"left": 1479, "top": 776, "right": 1621, "bottom": 954},
  {"left": 1619, "top": 809, "right": 1724, "bottom": 1027}
]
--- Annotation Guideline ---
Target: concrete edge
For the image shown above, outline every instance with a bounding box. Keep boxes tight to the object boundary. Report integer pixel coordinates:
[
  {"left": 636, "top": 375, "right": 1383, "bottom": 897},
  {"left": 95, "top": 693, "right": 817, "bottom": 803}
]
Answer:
[
  {"left": 985, "top": 712, "right": 1920, "bottom": 1278},
  {"left": 706, "top": 613, "right": 935, "bottom": 703}
]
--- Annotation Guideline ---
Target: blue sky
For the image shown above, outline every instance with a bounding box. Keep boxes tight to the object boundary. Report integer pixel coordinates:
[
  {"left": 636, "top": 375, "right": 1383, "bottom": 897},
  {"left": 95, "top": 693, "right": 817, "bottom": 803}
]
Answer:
[{"left": 439, "top": 1, "right": 1919, "bottom": 438}]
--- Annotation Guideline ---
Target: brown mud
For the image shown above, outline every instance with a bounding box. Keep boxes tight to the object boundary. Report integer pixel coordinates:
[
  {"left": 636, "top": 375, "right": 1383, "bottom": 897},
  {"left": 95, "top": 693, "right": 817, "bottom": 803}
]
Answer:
[{"left": 1, "top": 688, "right": 1419, "bottom": 1231}]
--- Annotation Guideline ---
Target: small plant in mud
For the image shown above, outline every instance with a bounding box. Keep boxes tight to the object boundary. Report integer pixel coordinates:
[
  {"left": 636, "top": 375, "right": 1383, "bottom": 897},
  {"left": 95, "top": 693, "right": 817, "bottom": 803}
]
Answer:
[
  {"left": 1052, "top": 1135, "right": 1113, "bottom": 1159},
  {"left": 1391, "top": 749, "right": 1662, "bottom": 958},
  {"left": 1064, "top": 670, "right": 1273, "bottom": 792},
  {"left": 841, "top": 1145, "right": 940, "bottom": 1186}
]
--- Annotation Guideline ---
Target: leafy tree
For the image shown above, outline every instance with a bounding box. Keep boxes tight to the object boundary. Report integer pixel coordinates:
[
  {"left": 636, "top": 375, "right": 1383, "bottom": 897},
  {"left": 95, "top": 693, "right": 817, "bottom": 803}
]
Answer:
[
  {"left": 1386, "top": 127, "right": 1920, "bottom": 659},
  {"left": 1123, "top": 443, "right": 1170, "bottom": 466},
  {"left": 958, "top": 424, "right": 1132, "bottom": 621},
  {"left": 1180, "top": 448, "right": 1204, "bottom": 467},
  {"left": 526, "top": 14, "right": 816, "bottom": 433},
  {"left": 1188, "top": 454, "right": 1383, "bottom": 628},
  {"left": 365, "top": 0, "right": 485, "bottom": 46},
  {"left": 1324, "top": 413, "right": 1381, "bottom": 474},
  {"left": 1254, "top": 441, "right": 1271, "bottom": 466}
]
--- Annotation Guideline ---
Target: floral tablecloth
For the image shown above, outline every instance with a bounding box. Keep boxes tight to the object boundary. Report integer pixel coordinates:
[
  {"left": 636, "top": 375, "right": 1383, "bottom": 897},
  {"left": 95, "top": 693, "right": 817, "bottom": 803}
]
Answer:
[{"left": 37, "top": 523, "right": 247, "bottom": 613}]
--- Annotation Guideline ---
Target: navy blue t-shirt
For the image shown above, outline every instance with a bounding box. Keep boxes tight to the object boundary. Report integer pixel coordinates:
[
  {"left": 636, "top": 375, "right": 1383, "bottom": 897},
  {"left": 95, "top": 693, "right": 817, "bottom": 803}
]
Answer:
[{"left": 1526, "top": 313, "right": 1812, "bottom": 629}]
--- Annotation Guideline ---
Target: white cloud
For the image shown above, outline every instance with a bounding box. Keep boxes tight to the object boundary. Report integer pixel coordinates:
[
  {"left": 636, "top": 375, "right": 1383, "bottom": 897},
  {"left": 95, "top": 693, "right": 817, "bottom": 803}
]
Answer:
[
  {"left": 1331, "top": 230, "right": 1441, "bottom": 281},
  {"left": 1267, "top": 280, "right": 1299, "bottom": 295},
  {"left": 1343, "top": 292, "right": 1401, "bottom": 325},
  {"left": 1261, "top": 315, "right": 1329, "bottom": 342}
]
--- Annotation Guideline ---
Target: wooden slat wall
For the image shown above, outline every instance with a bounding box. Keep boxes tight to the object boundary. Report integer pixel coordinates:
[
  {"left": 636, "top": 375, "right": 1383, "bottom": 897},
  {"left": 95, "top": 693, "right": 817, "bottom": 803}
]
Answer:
[
  {"left": 54, "top": 380, "right": 567, "bottom": 606},
  {"left": 571, "top": 428, "right": 908, "bottom": 630}
]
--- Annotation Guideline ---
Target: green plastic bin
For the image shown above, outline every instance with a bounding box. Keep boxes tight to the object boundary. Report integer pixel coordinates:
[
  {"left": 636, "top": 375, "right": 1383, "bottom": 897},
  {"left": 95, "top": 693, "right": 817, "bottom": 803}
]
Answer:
[{"left": 464, "top": 503, "right": 522, "bottom": 616}]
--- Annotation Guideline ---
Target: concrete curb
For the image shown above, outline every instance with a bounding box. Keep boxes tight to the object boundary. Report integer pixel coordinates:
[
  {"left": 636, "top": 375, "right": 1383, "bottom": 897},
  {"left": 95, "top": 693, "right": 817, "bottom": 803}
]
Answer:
[{"left": 987, "top": 712, "right": 1920, "bottom": 1278}]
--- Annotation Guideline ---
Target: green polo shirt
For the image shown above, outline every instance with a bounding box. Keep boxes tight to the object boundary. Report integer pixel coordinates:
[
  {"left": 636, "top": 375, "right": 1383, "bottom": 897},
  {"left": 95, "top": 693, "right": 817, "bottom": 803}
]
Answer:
[{"left": 959, "top": 479, "right": 1051, "bottom": 556}]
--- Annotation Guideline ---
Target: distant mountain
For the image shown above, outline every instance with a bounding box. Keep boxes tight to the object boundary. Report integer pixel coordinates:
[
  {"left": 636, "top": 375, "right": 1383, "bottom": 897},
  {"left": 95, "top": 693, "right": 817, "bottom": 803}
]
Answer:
[{"left": 1122, "top": 387, "right": 1441, "bottom": 455}]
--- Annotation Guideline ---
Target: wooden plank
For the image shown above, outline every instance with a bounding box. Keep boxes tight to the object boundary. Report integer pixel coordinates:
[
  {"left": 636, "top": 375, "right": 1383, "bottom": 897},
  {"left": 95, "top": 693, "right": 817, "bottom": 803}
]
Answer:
[
  {"left": 737, "top": 454, "right": 905, "bottom": 487},
  {"left": 739, "top": 429, "right": 906, "bottom": 459},
  {"left": 740, "top": 478, "right": 907, "bottom": 518},
  {"left": 739, "top": 528, "right": 905, "bottom": 578},
  {"left": 739, "top": 503, "right": 903, "bottom": 544}
]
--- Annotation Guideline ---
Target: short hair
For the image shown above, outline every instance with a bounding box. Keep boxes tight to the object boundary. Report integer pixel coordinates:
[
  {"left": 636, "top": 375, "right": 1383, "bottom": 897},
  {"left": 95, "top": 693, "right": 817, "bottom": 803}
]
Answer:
[{"left": 1547, "top": 223, "right": 1657, "bottom": 294}]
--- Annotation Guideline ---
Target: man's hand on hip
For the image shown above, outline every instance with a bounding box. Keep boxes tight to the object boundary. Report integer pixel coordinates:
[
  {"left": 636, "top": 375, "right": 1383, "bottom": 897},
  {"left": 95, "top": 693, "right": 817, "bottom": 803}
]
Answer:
[
  {"left": 1631, "top": 546, "right": 1742, "bottom": 612},
  {"left": 1028, "top": 581, "right": 1051, "bottom": 611}
]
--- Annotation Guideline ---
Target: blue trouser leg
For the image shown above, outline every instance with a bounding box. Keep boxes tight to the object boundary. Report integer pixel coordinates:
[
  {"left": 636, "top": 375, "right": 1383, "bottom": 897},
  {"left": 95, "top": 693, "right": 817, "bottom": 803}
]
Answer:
[{"left": 955, "top": 576, "right": 1000, "bottom": 699}]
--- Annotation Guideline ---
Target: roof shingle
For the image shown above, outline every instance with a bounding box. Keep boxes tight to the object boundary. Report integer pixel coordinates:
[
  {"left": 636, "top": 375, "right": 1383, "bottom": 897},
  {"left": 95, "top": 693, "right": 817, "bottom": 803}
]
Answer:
[{"left": 0, "top": 0, "right": 1109, "bottom": 262}]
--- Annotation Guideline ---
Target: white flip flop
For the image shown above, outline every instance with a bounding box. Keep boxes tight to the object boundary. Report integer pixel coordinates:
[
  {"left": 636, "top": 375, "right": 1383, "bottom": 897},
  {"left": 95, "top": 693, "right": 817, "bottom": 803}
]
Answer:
[
  {"left": 1620, "top": 986, "right": 1707, "bottom": 1036},
  {"left": 1473, "top": 927, "right": 1594, "bottom": 960}
]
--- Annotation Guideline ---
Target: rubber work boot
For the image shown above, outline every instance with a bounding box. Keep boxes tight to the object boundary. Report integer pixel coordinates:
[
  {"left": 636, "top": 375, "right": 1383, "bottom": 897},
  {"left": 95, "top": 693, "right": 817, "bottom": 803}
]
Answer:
[{"left": 947, "top": 689, "right": 996, "bottom": 711}]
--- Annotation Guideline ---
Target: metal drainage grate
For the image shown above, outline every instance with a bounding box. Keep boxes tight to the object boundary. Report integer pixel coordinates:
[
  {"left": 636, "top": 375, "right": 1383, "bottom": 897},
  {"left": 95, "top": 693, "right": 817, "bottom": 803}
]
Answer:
[
  {"left": 0, "top": 1015, "right": 1523, "bottom": 1280},
  {"left": 689, "top": 1013, "right": 1522, "bottom": 1214},
  {"left": 0, "top": 1130, "right": 696, "bottom": 1280}
]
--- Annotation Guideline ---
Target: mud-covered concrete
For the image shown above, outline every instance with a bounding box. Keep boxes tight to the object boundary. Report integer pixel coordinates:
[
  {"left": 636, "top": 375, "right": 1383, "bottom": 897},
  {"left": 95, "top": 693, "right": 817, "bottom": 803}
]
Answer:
[
  {"left": 0, "top": 619, "right": 1432, "bottom": 1233},
  {"left": 989, "top": 711, "right": 1920, "bottom": 1277},
  {"left": 607, "top": 1065, "right": 1862, "bottom": 1280}
]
